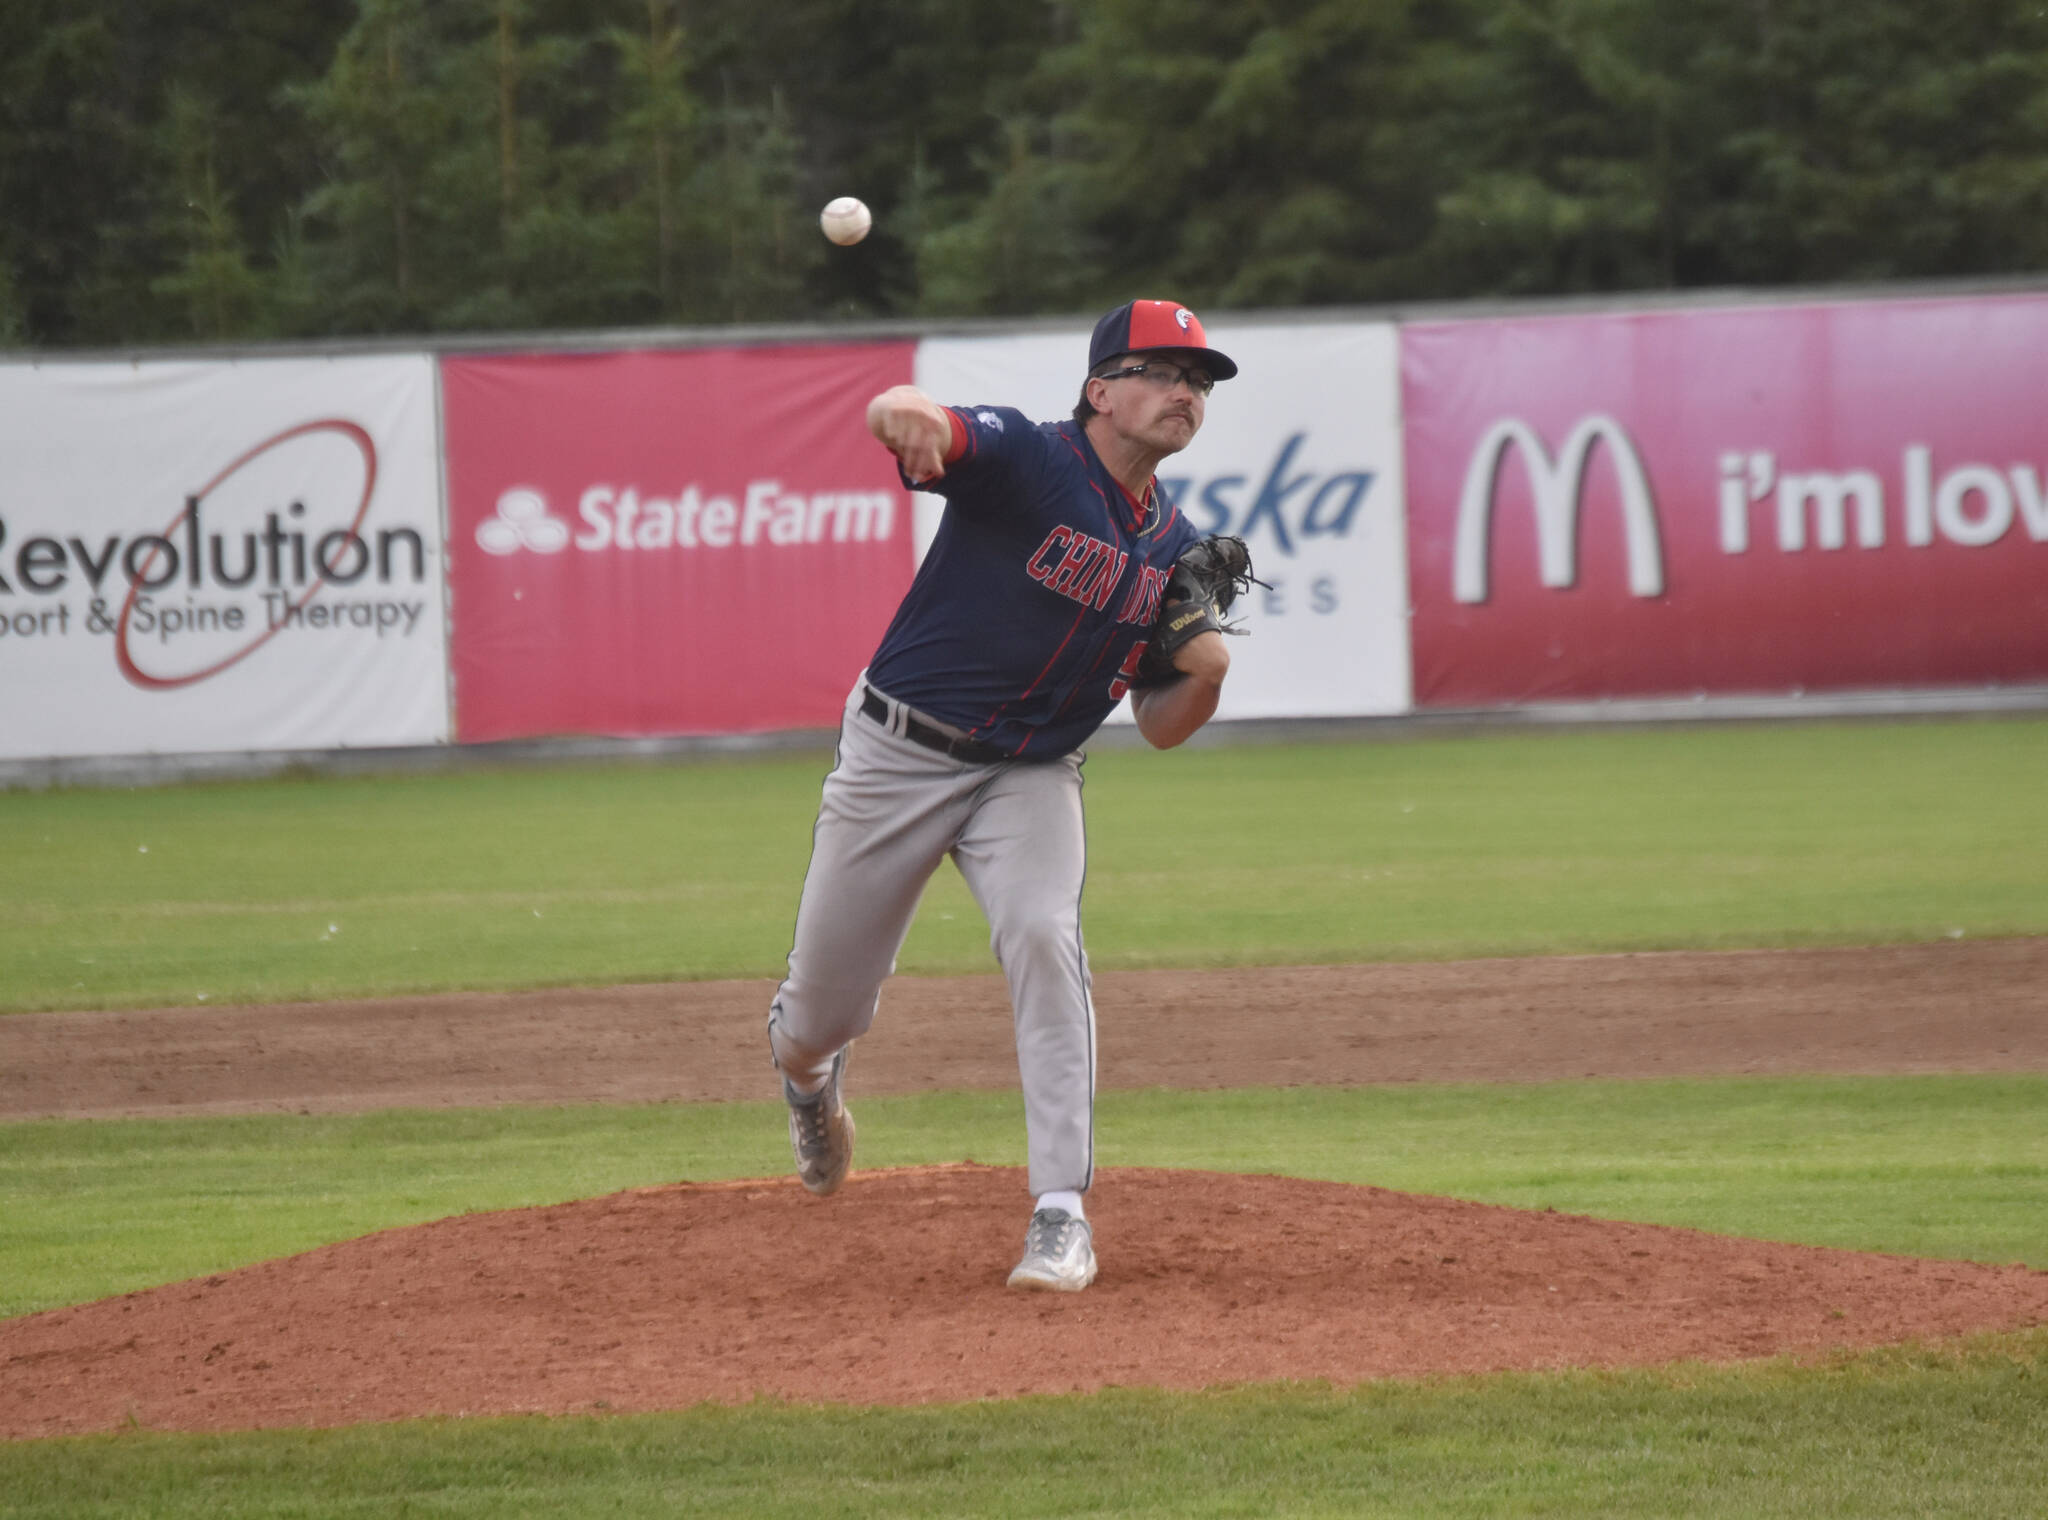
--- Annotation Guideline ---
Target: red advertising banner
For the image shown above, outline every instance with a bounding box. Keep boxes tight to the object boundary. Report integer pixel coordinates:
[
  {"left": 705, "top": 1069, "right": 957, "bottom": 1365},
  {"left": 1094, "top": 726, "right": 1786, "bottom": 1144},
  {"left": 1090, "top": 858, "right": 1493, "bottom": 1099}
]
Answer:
[
  {"left": 1401, "top": 294, "right": 2048, "bottom": 706},
  {"left": 443, "top": 343, "right": 916, "bottom": 741}
]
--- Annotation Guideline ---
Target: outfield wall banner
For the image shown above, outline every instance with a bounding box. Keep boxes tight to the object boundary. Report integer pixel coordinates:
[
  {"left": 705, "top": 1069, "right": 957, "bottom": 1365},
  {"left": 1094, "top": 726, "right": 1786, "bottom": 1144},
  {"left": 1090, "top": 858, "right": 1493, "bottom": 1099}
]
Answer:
[
  {"left": 0, "top": 357, "right": 448, "bottom": 760},
  {"left": 442, "top": 343, "right": 918, "bottom": 742},
  {"left": 915, "top": 321, "right": 1412, "bottom": 720},
  {"left": 1403, "top": 294, "right": 2048, "bottom": 706}
]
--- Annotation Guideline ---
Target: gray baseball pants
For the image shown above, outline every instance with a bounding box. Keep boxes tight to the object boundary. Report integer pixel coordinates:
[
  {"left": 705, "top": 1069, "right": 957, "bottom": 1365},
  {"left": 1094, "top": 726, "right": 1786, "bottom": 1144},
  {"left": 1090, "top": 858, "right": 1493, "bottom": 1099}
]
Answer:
[{"left": 767, "top": 678, "right": 1096, "bottom": 1197}]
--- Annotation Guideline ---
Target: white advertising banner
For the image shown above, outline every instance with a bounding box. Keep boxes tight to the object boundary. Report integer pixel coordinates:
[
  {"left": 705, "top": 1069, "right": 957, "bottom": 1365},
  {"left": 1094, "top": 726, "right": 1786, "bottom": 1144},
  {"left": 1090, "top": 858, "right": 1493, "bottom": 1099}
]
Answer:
[
  {"left": 0, "top": 356, "right": 448, "bottom": 759},
  {"left": 914, "top": 320, "right": 1412, "bottom": 720}
]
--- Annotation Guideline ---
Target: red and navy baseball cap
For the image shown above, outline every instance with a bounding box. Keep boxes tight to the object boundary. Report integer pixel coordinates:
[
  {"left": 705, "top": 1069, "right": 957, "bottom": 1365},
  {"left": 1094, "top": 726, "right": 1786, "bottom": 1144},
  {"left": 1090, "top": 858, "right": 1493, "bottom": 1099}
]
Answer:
[{"left": 1088, "top": 299, "right": 1237, "bottom": 381}]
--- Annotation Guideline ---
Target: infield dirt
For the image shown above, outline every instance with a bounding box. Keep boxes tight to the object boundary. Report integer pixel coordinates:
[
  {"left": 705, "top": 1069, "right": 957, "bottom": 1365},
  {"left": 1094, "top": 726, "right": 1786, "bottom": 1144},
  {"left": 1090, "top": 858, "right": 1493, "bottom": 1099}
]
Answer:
[{"left": 4, "top": 938, "right": 2046, "bottom": 1436}]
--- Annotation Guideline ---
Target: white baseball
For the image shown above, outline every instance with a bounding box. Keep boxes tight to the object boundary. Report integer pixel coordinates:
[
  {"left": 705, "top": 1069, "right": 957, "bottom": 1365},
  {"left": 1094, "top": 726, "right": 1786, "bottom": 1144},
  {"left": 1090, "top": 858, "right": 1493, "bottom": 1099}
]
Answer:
[{"left": 820, "top": 196, "right": 872, "bottom": 246}]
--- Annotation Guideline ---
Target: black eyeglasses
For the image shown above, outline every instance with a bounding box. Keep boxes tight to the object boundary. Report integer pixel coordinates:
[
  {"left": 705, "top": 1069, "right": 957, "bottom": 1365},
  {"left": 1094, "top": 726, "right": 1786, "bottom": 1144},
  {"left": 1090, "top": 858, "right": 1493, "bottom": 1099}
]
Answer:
[{"left": 1094, "top": 359, "right": 1215, "bottom": 396}]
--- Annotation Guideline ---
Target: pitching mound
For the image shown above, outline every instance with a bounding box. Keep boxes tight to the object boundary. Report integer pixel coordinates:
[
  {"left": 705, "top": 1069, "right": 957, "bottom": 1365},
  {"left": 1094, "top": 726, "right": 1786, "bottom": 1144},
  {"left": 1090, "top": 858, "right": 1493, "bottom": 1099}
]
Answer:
[{"left": 6, "top": 1164, "right": 2045, "bottom": 1438}]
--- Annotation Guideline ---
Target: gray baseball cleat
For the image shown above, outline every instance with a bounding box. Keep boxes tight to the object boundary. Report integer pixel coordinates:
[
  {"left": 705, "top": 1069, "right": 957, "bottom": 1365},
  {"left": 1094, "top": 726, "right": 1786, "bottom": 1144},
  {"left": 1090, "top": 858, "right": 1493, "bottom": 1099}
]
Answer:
[
  {"left": 1006, "top": 1207, "right": 1097, "bottom": 1291},
  {"left": 784, "top": 1050, "right": 854, "bottom": 1196}
]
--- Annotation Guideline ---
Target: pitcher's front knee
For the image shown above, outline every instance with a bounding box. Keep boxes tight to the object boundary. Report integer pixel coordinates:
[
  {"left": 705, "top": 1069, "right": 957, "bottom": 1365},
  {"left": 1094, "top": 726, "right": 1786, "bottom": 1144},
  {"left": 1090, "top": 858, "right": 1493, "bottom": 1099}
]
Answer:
[
  {"left": 768, "top": 982, "right": 877, "bottom": 1079},
  {"left": 988, "top": 910, "right": 1082, "bottom": 977}
]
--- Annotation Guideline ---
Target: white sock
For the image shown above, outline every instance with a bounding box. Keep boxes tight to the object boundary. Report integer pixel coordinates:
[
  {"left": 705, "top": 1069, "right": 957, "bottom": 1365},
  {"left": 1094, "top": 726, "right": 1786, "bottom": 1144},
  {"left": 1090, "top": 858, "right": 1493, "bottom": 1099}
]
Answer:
[{"left": 1036, "top": 1190, "right": 1085, "bottom": 1221}]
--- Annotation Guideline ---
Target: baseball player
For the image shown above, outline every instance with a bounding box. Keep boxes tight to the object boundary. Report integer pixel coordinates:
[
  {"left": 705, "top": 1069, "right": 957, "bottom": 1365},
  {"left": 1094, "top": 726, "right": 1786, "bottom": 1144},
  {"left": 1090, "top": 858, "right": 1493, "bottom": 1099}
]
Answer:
[{"left": 766, "top": 300, "right": 1251, "bottom": 1291}]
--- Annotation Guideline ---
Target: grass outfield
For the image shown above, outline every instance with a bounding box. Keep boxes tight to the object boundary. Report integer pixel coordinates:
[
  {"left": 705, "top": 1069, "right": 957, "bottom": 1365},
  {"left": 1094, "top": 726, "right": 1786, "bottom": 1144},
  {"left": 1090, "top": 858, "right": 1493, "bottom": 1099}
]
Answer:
[
  {"left": 4, "top": 716, "right": 2047, "bottom": 1013},
  {"left": 5, "top": 1340, "right": 2047, "bottom": 1518}
]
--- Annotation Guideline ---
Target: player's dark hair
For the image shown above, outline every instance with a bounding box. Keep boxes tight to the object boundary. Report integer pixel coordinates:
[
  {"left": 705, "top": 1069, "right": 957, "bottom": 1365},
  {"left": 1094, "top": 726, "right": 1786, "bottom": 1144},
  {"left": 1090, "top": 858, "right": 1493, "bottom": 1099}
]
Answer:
[{"left": 1073, "top": 354, "right": 1128, "bottom": 423}]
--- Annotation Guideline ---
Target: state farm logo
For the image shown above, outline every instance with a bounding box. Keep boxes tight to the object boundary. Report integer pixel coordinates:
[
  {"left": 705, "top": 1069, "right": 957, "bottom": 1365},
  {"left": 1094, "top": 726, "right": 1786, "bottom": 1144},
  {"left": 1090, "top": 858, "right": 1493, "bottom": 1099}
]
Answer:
[
  {"left": 471, "top": 479, "right": 897, "bottom": 553},
  {"left": 1454, "top": 416, "right": 1665, "bottom": 604},
  {"left": 476, "top": 489, "right": 570, "bottom": 554}
]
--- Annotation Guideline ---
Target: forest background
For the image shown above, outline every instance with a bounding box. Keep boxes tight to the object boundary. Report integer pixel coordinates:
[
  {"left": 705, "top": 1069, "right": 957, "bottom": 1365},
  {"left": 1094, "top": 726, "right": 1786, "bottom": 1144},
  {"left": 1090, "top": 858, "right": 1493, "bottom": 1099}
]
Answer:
[{"left": 4, "top": 0, "right": 2046, "bottom": 350}]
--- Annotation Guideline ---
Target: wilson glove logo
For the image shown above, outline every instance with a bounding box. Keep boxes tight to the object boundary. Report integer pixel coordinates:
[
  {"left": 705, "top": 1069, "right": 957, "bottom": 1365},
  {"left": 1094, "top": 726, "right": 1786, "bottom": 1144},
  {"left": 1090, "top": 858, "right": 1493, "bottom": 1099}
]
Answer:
[{"left": 1453, "top": 416, "right": 1665, "bottom": 604}]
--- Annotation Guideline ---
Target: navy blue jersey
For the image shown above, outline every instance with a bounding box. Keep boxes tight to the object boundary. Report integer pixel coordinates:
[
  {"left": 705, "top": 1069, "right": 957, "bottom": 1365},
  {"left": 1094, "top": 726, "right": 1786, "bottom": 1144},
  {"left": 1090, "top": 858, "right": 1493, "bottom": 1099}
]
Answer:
[{"left": 865, "top": 405, "right": 1202, "bottom": 759}]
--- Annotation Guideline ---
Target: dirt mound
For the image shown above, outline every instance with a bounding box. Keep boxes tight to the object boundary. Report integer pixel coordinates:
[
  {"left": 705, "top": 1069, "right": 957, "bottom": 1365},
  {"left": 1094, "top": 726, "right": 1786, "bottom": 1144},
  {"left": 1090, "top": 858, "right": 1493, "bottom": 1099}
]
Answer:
[
  {"left": 6, "top": 1164, "right": 2045, "bottom": 1438},
  {"left": 5, "top": 939, "right": 2045, "bottom": 1121}
]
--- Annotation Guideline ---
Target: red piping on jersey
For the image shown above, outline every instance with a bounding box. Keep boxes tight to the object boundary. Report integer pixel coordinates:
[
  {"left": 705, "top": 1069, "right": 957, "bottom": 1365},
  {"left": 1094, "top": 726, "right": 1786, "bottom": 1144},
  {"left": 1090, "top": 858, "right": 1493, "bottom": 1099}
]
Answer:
[
  {"left": 1047, "top": 616, "right": 1133, "bottom": 729},
  {"left": 940, "top": 406, "right": 969, "bottom": 464},
  {"left": 1056, "top": 423, "right": 1182, "bottom": 539},
  {"left": 1058, "top": 432, "right": 1152, "bottom": 533},
  {"left": 970, "top": 603, "right": 1091, "bottom": 750}
]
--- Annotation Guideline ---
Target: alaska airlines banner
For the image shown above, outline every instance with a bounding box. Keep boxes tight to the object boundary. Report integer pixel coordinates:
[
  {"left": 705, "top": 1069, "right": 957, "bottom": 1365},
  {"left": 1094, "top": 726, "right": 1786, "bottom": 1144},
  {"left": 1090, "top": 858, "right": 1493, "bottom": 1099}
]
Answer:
[
  {"left": 916, "top": 321, "right": 1412, "bottom": 720},
  {"left": 442, "top": 343, "right": 917, "bottom": 741},
  {"left": 0, "top": 357, "right": 447, "bottom": 760},
  {"left": 1403, "top": 295, "right": 2048, "bottom": 706}
]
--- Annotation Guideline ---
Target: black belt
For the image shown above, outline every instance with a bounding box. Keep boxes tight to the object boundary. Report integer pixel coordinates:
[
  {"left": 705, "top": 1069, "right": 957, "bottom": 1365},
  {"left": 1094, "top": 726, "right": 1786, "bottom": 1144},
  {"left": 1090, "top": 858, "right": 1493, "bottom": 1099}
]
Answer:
[{"left": 861, "top": 686, "right": 1014, "bottom": 764}]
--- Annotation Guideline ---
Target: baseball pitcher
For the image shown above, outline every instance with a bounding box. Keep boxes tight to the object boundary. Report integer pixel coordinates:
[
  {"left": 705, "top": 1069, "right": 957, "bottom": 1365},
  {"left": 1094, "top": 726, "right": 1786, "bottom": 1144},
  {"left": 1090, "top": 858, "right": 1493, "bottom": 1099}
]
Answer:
[{"left": 766, "top": 300, "right": 1257, "bottom": 1290}]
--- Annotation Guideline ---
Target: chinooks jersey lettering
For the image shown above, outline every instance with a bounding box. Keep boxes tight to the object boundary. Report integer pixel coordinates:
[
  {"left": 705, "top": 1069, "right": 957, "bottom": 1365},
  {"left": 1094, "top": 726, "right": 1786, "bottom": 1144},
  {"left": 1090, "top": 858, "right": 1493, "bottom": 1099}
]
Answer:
[{"left": 865, "top": 405, "right": 1201, "bottom": 757}]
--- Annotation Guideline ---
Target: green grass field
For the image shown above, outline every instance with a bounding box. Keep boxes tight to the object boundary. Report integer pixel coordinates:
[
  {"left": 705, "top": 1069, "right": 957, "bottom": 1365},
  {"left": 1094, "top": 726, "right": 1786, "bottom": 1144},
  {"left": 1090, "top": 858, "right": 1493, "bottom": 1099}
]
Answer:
[
  {"left": 5, "top": 716, "right": 2046, "bottom": 1513},
  {"left": 6, "top": 1341, "right": 2047, "bottom": 1518},
  {"left": 5, "top": 716, "right": 2045, "bottom": 1013}
]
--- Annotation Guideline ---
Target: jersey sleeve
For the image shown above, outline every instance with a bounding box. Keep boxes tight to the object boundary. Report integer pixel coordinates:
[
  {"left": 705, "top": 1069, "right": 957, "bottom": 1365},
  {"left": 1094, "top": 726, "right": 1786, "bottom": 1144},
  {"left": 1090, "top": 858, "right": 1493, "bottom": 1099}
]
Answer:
[{"left": 902, "top": 405, "right": 1045, "bottom": 506}]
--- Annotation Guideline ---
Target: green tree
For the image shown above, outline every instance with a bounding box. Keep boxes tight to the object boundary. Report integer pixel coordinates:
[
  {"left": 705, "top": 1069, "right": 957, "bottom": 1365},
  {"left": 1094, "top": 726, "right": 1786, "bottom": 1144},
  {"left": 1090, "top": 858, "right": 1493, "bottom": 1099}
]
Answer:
[
  {"left": 682, "top": 0, "right": 1079, "bottom": 318},
  {"left": 7, "top": 0, "right": 2048, "bottom": 345},
  {"left": 1411, "top": 0, "right": 1706, "bottom": 295},
  {"left": 290, "top": 0, "right": 461, "bottom": 329},
  {"left": 0, "top": 0, "right": 349, "bottom": 346},
  {"left": 290, "top": 0, "right": 712, "bottom": 332},
  {"left": 916, "top": 0, "right": 1479, "bottom": 312},
  {"left": 1681, "top": 0, "right": 2048, "bottom": 284},
  {"left": 149, "top": 89, "right": 266, "bottom": 338},
  {"left": 608, "top": 0, "right": 697, "bottom": 319},
  {"left": 693, "top": 85, "right": 817, "bottom": 322},
  {"left": 0, "top": 4, "right": 149, "bottom": 344},
  {"left": 918, "top": 116, "right": 1101, "bottom": 315},
  {"left": 0, "top": 258, "right": 26, "bottom": 347},
  {"left": 432, "top": 0, "right": 636, "bottom": 331}
]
